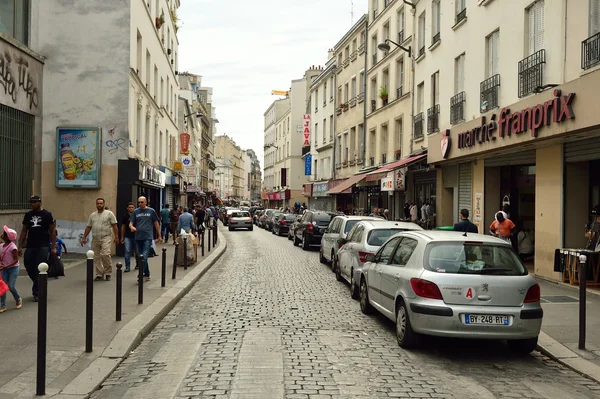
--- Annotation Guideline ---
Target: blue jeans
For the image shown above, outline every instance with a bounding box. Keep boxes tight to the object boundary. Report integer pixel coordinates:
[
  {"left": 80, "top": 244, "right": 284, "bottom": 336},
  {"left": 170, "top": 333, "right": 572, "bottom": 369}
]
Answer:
[
  {"left": 161, "top": 223, "right": 170, "bottom": 241},
  {"left": 135, "top": 239, "right": 152, "bottom": 277},
  {"left": 1, "top": 266, "right": 21, "bottom": 307},
  {"left": 124, "top": 237, "right": 134, "bottom": 270}
]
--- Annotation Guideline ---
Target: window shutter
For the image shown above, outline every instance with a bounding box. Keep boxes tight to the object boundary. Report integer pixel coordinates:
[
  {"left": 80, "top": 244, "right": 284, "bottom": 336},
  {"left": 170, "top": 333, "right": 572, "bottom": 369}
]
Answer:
[
  {"left": 528, "top": 4, "right": 536, "bottom": 54},
  {"left": 591, "top": 0, "right": 600, "bottom": 35},
  {"left": 536, "top": 1, "right": 545, "bottom": 52},
  {"left": 493, "top": 32, "right": 499, "bottom": 75}
]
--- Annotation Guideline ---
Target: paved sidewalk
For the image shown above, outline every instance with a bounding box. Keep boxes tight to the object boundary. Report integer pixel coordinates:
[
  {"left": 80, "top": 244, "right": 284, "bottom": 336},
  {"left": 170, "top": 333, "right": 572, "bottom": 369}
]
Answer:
[
  {"left": 537, "top": 276, "right": 600, "bottom": 383},
  {"left": 0, "top": 230, "right": 225, "bottom": 399}
]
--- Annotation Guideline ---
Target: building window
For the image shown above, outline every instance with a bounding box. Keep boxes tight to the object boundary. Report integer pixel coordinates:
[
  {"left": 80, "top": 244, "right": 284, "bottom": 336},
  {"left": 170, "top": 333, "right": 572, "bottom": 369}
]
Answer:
[
  {"left": 486, "top": 30, "right": 499, "bottom": 77},
  {"left": 0, "top": 104, "right": 34, "bottom": 209},
  {"left": 351, "top": 77, "right": 357, "bottom": 106},
  {"left": 323, "top": 81, "right": 327, "bottom": 106},
  {"left": 454, "top": 53, "right": 465, "bottom": 94},
  {"left": 418, "top": 12, "right": 426, "bottom": 57},
  {"left": 0, "top": 0, "right": 29, "bottom": 44},
  {"left": 414, "top": 83, "right": 424, "bottom": 140},
  {"left": 450, "top": 91, "right": 466, "bottom": 125},
  {"left": 383, "top": 21, "right": 390, "bottom": 44},
  {"left": 136, "top": 31, "right": 143, "bottom": 76},
  {"left": 455, "top": 0, "right": 467, "bottom": 24},
  {"left": 396, "top": 58, "right": 404, "bottom": 98},
  {"left": 432, "top": 0, "right": 441, "bottom": 44},
  {"left": 582, "top": 0, "right": 600, "bottom": 69},
  {"left": 323, "top": 118, "right": 327, "bottom": 143},
  {"left": 382, "top": 68, "right": 389, "bottom": 105},
  {"left": 394, "top": 118, "right": 403, "bottom": 158},
  {"left": 481, "top": 30, "right": 500, "bottom": 112},
  {"left": 372, "top": 34, "right": 378, "bottom": 65},
  {"left": 314, "top": 89, "right": 319, "bottom": 112},
  {"left": 528, "top": 0, "right": 544, "bottom": 55},
  {"left": 370, "top": 77, "right": 377, "bottom": 112},
  {"left": 398, "top": 9, "right": 405, "bottom": 43}
]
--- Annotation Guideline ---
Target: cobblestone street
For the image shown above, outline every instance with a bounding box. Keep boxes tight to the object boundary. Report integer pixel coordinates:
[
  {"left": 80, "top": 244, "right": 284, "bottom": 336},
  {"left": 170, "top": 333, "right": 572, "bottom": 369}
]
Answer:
[{"left": 91, "top": 227, "right": 600, "bottom": 399}]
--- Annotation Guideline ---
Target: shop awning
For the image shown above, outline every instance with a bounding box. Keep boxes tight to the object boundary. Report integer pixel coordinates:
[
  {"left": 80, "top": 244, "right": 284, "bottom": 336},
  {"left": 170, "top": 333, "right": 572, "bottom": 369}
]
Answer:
[
  {"left": 364, "top": 153, "right": 428, "bottom": 181},
  {"left": 326, "top": 173, "right": 367, "bottom": 195}
]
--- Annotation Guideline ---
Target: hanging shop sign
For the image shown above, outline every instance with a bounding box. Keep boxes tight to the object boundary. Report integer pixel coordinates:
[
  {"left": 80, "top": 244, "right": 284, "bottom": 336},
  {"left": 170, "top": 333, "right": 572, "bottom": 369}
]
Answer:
[
  {"left": 381, "top": 172, "right": 394, "bottom": 192},
  {"left": 313, "top": 182, "right": 329, "bottom": 197},
  {"left": 303, "top": 183, "right": 313, "bottom": 197},
  {"left": 302, "top": 114, "right": 311, "bottom": 147},
  {"left": 173, "top": 160, "right": 183, "bottom": 172},
  {"left": 55, "top": 127, "right": 101, "bottom": 189},
  {"left": 186, "top": 185, "right": 200, "bottom": 193},
  {"left": 304, "top": 153, "right": 312, "bottom": 175},
  {"left": 453, "top": 90, "right": 576, "bottom": 152},
  {"left": 139, "top": 163, "right": 166, "bottom": 188},
  {"left": 179, "top": 132, "right": 191, "bottom": 154},
  {"left": 394, "top": 167, "right": 407, "bottom": 191}
]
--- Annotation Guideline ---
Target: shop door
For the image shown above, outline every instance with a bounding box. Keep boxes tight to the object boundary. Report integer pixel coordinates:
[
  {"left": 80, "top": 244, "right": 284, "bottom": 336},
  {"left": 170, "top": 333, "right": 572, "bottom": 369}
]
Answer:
[
  {"left": 166, "top": 186, "right": 175, "bottom": 208},
  {"left": 458, "top": 163, "right": 472, "bottom": 213}
]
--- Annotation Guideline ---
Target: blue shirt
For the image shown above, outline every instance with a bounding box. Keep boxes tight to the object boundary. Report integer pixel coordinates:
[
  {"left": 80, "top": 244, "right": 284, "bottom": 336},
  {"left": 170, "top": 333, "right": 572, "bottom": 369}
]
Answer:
[
  {"left": 130, "top": 207, "right": 159, "bottom": 241},
  {"left": 52, "top": 237, "right": 65, "bottom": 256},
  {"left": 178, "top": 212, "right": 194, "bottom": 233},
  {"left": 206, "top": 208, "right": 213, "bottom": 217}
]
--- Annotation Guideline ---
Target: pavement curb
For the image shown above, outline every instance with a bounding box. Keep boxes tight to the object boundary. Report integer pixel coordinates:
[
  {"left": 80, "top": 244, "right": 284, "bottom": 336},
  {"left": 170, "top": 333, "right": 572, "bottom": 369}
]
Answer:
[
  {"left": 535, "top": 275, "right": 600, "bottom": 298},
  {"left": 537, "top": 331, "right": 600, "bottom": 384},
  {"left": 58, "top": 235, "right": 228, "bottom": 398}
]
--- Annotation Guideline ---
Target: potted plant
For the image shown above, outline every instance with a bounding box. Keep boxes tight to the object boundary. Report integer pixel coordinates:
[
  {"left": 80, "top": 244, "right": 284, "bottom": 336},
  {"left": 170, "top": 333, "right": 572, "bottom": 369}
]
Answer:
[
  {"left": 156, "top": 12, "right": 165, "bottom": 29},
  {"left": 379, "top": 85, "right": 388, "bottom": 103},
  {"left": 171, "top": 8, "right": 180, "bottom": 32}
]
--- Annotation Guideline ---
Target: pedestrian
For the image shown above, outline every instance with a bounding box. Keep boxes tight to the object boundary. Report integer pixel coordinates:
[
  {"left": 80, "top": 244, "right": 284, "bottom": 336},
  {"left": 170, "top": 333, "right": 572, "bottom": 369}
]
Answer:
[
  {"left": 81, "top": 198, "right": 119, "bottom": 281},
  {"left": 169, "top": 205, "right": 179, "bottom": 242},
  {"left": 453, "top": 209, "right": 478, "bottom": 233},
  {"left": 49, "top": 230, "right": 68, "bottom": 279},
  {"left": 382, "top": 209, "right": 390, "bottom": 220},
  {"left": 129, "top": 196, "right": 162, "bottom": 282},
  {"left": 409, "top": 202, "right": 418, "bottom": 222},
  {"left": 160, "top": 204, "right": 171, "bottom": 243},
  {"left": 195, "top": 206, "right": 206, "bottom": 232},
  {"left": 205, "top": 206, "right": 213, "bottom": 228},
  {"left": 0, "top": 225, "right": 22, "bottom": 313},
  {"left": 120, "top": 202, "right": 136, "bottom": 272},
  {"left": 489, "top": 211, "right": 516, "bottom": 244},
  {"left": 17, "top": 195, "right": 56, "bottom": 302},
  {"left": 178, "top": 208, "right": 195, "bottom": 234}
]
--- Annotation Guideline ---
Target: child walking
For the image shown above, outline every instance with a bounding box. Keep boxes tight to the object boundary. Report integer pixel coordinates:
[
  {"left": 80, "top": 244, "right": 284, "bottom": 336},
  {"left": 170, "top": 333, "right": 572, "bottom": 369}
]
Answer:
[{"left": 0, "top": 225, "right": 22, "bottom": 312}]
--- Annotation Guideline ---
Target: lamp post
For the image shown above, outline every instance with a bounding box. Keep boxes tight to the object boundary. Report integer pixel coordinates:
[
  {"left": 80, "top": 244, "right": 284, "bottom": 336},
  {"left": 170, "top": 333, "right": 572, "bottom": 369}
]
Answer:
[{"left": 377, "top": 39, "right": 411, "bottom": 58}]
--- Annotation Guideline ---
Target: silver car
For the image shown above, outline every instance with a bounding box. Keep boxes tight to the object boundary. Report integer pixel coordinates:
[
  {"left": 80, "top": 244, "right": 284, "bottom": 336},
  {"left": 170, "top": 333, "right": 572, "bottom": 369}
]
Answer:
[
  {"left": 355, "top": 231, "right": 543, "bottom": 354},
  {"left": 319, "top": 216, "right": 383, "bottom": 266},
  {"left": 335, "top": 220, "right": 423, "bottom": 291},
  {"left": 227, "top": 210, "right": 253, "bottom": 231}
]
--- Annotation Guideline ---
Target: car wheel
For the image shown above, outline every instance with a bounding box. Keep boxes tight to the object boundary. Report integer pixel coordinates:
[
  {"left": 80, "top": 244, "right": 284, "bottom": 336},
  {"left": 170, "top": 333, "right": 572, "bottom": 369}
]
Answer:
[
  {"left": 301, "top": 235, "right": 309, "bottom": 250},
  {"left": 228, "top": 227, "right": 233, "bottom": 231},
  {"left": 359, "top": 278, "right": 372, "bottom": 314},
  {"left": 319, "top": 248, "right": 327, "bottom": 264},
  {"left": 350, "top": 270, "right": 359, "bottom": 299},
  {"left": 293, "top": 234, "right": 300, "bottom": 246},
  {"left": 334, "top": 257, "right": 343, "bottom": 282},
  {"left": 507, "top": 337, "right": 538, "bottom": 355},
  {"left": 396, "top": 299, "right": 420, "bottom": 349},
  {"left": 249, "top": 227, "right": 253, "bottom": 231}
]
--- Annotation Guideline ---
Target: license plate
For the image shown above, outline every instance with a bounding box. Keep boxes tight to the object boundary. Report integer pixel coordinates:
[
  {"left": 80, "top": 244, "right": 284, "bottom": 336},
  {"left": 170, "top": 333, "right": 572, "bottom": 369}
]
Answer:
[{"left": 464, "top": 314, "right": 509, "bottom": 325}]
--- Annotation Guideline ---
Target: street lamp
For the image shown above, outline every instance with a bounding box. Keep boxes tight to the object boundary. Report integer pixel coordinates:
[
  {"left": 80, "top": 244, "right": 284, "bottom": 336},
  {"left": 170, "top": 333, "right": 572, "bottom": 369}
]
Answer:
[
  {"left": 377, "top": 39, "right": 411, "bottom": 58},
  {"left": 184, "top": 111, "right": 204, "bottom": 118},
  {"left": 263, "top": 143, "right": 279, "bottom": 150}
]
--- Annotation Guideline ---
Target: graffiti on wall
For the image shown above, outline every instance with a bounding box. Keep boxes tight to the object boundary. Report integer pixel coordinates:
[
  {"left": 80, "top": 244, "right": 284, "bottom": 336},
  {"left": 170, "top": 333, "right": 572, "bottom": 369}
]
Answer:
[{"left": 0, "top": 49, "right": 41, "bottom": 113}]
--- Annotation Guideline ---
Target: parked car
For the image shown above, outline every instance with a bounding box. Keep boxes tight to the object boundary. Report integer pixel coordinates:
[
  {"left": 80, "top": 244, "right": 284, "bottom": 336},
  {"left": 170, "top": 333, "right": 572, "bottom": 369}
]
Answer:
[
  {"left": 293, "top": 210, "right": 336, "bottom": 250},
  {"left": 320, "top": 215, "right": 383, "bottom": 266},
  {"left": 259, "top": 209, "right": 277, "bottom": 229},
  {"left": 223, "top": 209, "right": 240, "bottom": 227},
  {"left": 266, "top": 211, "right": 283, "bottom": 231},
  {"left": 273, "top": 213, "right": 296, "bottom": 236},
  {"left": 354, "top": 231, "right": 542, "bottom": 353},
  {"left": 228, "top": 210, "right": 253, "bottom": 231},
  {"left": 335, "top": 220, "right": 423, "bottom": 288},
  {"left": 253, "top": 210, "right": 264, "bottom": 225}
]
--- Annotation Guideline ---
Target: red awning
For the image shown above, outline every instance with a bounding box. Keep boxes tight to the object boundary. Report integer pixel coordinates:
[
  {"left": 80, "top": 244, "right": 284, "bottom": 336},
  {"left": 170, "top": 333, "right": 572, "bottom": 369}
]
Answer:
[
  {"left": 365, "top": 153, "right": 428, "bottom": 181},
  {"left": 326, "top": 173, "right": 367, "bottom": 195}
]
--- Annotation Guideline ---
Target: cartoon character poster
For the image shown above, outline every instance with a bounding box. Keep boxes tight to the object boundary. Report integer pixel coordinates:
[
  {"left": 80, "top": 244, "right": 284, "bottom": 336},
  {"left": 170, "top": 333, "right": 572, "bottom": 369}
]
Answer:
[{"left": 56, "top": 127, "right": 101, "bottom": 188}]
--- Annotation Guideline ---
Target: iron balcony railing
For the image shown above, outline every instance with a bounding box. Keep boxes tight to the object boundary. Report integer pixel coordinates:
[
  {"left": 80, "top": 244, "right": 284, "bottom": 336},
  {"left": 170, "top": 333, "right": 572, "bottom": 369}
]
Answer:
[
  {"left": 397, "top": 86, "right": 404, "bottom": 99},
  {"left": 582, "top": 32, "right": 600, "bottom": 70},
  {"left": 427, "top": 104, "right": 440, "bottom": 134},
  {"left": 518, "top": 49, "right": 545, "bottom": 98},
  {"left": 349, "top": 97, "right": 357, "bottom": 107},
  {"left": 450, "top": 91, "right": 466, "bottom": 125},
  {"left": 418, "top": 46, "right": 425, "bottom": 58},
  {"left": 372, "top": 53, "right": 378, "bottom": 65},
  {"left": 398, "top": 30, "right": 404, "bottom": 43},
  {"left": 359, "top": 42, "right": 365, "bottom": 54},
  {"left": 350, "top": 50, "right": 358, "bottom": 61},
  {"left": 357, "top": 92, "right": 365, "bottom": 103},
  {"left": 480, "top": 74, "right": 500, "bottom": 111},
  {"left": 413, "top": 113, "right": 424, "bottom": 140},
  {"left": 371, "top": 100, "right": 376, "bottom": 112},
  {"left": 455, "top": 8, "right": 467, "bottom": 24},
  {"left": 381, "top": 153, "right": 387, "bottom": 164},
  {"left": 343, "top": 58, "right": 350, "bottom": 67},
  {"left": 432, "top": 32, "right": 440, "bottom": 46},
  {"left": 369, "top": 157, "right": 375, "bottom": 166}
]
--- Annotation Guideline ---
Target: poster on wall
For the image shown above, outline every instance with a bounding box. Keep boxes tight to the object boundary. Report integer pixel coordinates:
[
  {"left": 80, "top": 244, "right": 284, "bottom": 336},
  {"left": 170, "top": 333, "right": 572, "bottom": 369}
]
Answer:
[
  {"left": 394, "top": 167, "right": 407, "bottom": 191},
  {"left": 56, "top": 127, "right": 101, "bottom": 188},
  {"left": 474, "top": 192, "right": 483, "bottom": 223}
]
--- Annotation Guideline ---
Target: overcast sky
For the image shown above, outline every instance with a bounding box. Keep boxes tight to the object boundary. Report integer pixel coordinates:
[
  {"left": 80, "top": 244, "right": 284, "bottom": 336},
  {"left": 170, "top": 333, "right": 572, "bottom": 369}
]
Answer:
[{"left": 178, "top": 0, "right": 369, "bottom": 166}]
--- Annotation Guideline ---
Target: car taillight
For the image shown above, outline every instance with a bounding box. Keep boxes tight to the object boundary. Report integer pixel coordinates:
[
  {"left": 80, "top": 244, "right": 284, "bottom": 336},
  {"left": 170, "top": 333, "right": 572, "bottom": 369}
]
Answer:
[
  {"left": 358, "top": 251, "right": 373, "bottom": 263},
  {"left": 307, "top": 224, "right": 314, "bottom": 233},
  {"left": 229, "top": 218, "right": 234, "bottom": 223},
  {"left": 281, "top": 220, "right": 286, "bottom": 225},
  {"left": 338, "top": 243, "right": 344, "bottom": 249},
  {"left": 410, "top": 278, "right": 443, "bottom": 300},
  {"left": 524, "top": 283, "right": 541, "bottom": 303}
]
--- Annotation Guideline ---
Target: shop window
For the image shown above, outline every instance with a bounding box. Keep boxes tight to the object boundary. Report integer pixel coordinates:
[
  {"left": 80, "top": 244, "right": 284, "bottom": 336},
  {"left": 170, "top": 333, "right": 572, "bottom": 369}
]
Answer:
[{"left": 0, "top": 0, "right": 29, "bottom": 44}]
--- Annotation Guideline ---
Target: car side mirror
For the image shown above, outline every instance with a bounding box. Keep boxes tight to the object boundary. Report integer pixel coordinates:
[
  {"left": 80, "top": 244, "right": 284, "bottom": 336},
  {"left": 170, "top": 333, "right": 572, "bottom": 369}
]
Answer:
[
  {"left": 337, "top": 238, "right": 347, "bottom": 245},
  {"left": 365, "top": 254, "right": 376, "bottom": 263}
]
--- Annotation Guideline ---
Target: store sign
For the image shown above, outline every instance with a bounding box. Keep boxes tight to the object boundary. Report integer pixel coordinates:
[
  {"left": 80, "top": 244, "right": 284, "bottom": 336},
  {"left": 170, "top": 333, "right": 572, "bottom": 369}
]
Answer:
[
  {"left": 139, "top": 164, "right": 166, "bottom": 188},
  {"left": 381, "top": 172, "right": 394, "bottom": 192},
  {"left": 184, "top": 167, "right": 197, "bottom": 177},
  {"left": 181, "top": 155, "right": 192, "bottom": 166},
  {"left": 456, "top": 90, "right": 575, "bottom": 151},
  {"left": 303, "top": 184, "right": 313, "bottom": 197},
  {"left": 186, "top": 185, "right": 199, "bottom": 193},
  {"left": 179, "top": 133, "right": 190, "bottom": 154},
  {"left": 304, "top": 154, "right": 312, "bottom": 175},
  {"left": 302, "top": 114, "right": 311, "bottom": 147},
  {"left": 313, "top": 182, "right": 329, "bottom": 197},
  {"left": 394, "top": 167, "right": 406, "bottom": 191},
  {"left": 173, "top": 160, "right": 183, "bottom": 172}
]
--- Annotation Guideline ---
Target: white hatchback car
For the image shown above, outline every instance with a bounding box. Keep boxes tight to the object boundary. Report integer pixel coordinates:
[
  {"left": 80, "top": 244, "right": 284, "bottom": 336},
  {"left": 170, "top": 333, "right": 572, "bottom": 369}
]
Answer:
[
  {"left": 320, "top": 216, "right": 383, "bottom": 266},
  {"left": 356, "top": 230, "right": 543, "bottom": 354}
]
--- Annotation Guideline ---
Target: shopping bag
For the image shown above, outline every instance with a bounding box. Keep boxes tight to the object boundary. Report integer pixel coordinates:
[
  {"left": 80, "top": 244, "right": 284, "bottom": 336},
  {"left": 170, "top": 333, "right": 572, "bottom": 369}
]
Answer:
[
  {"left": 0, "top": 276, "right": 8, "bottom": 297},
  {"left": 48, "top": 255, "right": 65, "bottom": 278}
]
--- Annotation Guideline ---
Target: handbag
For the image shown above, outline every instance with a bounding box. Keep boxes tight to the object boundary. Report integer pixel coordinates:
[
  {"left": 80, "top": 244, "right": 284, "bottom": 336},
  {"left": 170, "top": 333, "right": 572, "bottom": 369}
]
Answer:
[
  {"left": 0, "top": 277, "right": 8, "bottom": 297},
  {"left": 48, "top": 255, "right": 65, "bottom": 277}
]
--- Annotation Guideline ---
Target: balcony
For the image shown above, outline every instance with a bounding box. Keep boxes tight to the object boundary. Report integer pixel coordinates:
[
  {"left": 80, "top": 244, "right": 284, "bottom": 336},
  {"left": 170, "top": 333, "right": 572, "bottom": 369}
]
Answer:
[
  {"left": 314, "top": 106, "right": 318, "bottom": 113},
  {"left": 418, "top": 46, "right": 425, "bottom": 58},
  {"left": 582, "top": 32, "right": 600, "bottom": 70},
  {"left": 337, "top": 65, "right": 343, "bottom": 74},
  {"left": 357, "top": 158, "right": 364, "bottom": 165},
  {"left": 518, "top": 49, "right": 545, "bottom": 98},
  {"left": 371, "top": 100, "right": 376, "bottom": 112},
  {"left": 350, "top": 50, "right": 358, "bottom": 61},
  {"left": 413, "top": 113, "right": 424, "bottom": 140},
  {"left": 427, "top": 104, "right": 440, "bottom": 134},
  {"left": 349, "top": 159, "right": 356, "bottom": 166},
  {"left": 330, "top": 95, "right": 334, "bottom": 103},
  {"left": 359, "top": 42, "right": 365, "bottom": 54},
  {"left": 373, "top": 8, "right": 378, "bottom": 19},
  {"left": 336, "top": 163, "right": 342, "bottom": 169},
  {"left": 343, "top": 102, "right": 349, "bottom": 112},
  {"left": 432, "top": 32, "right": 440, "bottom": 46},
  {"left": 381, "top": 153, "right": 387, "bottom": 164},
  {"left": 398, "top": 30, "right": 404, "bottom": 43},
  {"left": 349, "top": 97, "right": 357, "bottom": 107},
  {"left": 372, "top": 53, "right": 377, "bottom": 65},
  {"left": 336, "top": 107, "right": 343, "bottom": 116},
  {"left": 480, "top": 74, "right": 500, "bottom": 112},
  {"left": 450, "top": 91, "right": 466, "bottom": 125},
  {"left": 455, "top": 8, "right": 467, "bottom": 25},
  {"left": 343, "top": 58, "right": 350, "bottom": 68},
  {"left": 358, "top": 92, "right": 365, "bottom": 103},
  {"left": 397, "top": 86, "right": 404, "bottom": 99}
]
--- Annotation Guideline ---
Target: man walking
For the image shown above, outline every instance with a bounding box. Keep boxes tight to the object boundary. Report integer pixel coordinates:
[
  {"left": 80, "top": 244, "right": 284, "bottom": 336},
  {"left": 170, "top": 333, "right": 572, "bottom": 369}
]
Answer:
[
  {"left": 129, "top": 196, "right": 162, "bottom": 282},
  {"left": 453, "top": 209, "right": 479, "bottom": 233},
  {"left": 160, "top": 204, "right": 171, "bottom": 243},
  {"left": 119, "top": 202, "right": 136, "bottom": 272},
  {"left": 178, "top": 208, "right": 195, "bottom": 234},
  {"left": 169, "top": 205, "right": 180, "bottom": 242},
  {"left": 17, "top": 195, "right": 56, "bottom": 301},
  {"left": 81, "top": 198, "right": 119, "bottom": 281},
  {"left": 195, "top": 205, "right": 206, "bottom": 232}
]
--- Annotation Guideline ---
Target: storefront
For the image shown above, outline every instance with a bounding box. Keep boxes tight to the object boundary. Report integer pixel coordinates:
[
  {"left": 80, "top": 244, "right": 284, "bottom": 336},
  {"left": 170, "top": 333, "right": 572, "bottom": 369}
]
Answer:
[
  {"left": 266, "top": 190, "right": 290, "bottom": 209},
  {"left": 326, "top": 173, "right": 368, "bottom": 214},
  {"left": 309, "top": 182, "right": 334, "bottom": 211},
  {"left": 428, "top": 71, "right": 600, "bottom": 280}
]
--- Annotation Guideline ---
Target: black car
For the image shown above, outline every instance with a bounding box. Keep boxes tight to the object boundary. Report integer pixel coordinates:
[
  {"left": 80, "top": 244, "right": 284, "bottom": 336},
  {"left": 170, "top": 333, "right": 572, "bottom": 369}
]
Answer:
[
  {"left": 273, "top": 213, "right": 296, "bottom": 236},
  {"left": 293, "top": 210, "right": 336, "bottom": 250}
]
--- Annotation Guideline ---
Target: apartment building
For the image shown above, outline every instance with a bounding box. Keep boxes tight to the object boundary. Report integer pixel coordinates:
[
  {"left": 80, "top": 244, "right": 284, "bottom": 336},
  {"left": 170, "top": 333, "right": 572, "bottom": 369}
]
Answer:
[
  {"left": 198, "top": 86, "right": 218, "bottom": 194},
  {"left": 325, "top": 15, "right": 370, "bottom": 213},
  {"left": 246, "top": 149, "right": 262, "bottom": 201},
  {"left": 423, "top": 0, "right": 600, "bottom": 281},
  {"left": 215, "top": 134, "right": 245, "bottom": 200},
  {"left": 31, "top": 0, "right": 181, "bottom": 252},
  {"left": 263, "top": 97, "right": 290, "bottom": 204}
]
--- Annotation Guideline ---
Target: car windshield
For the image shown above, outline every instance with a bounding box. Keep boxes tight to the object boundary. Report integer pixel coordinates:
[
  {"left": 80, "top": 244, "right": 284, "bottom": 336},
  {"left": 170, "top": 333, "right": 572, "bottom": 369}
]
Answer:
[
  {"left": 232, "top": 212, "right": 250, "bottom": 218},
  {"left": 425, "top": 242, "right": 527, "bottom": 276},
  {"left": 366, "top": 229, "right": 406, "bottom": 246},
  {"left": 344, "top": 220, "right": 359, "bottom": 234},
  {"left": 285, "top": 215, "right": 296, "bottom": 221},
  {"left": 314, "top": 214, "right": 332, "bottom": 225}
]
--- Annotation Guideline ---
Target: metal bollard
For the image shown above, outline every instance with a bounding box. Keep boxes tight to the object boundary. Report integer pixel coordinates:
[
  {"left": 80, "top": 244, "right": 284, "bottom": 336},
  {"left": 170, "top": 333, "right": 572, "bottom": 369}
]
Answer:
[
  {"left": 172, "top": 243, "right": 179, "bottom": 279},
  {"left": 161, "top": 248, "right": 167, "bottom": 287},
  {"left": 116, "top": 263, "right": 123, "bottom": 322},
  {"left": 36, "top": 262, "right": 49, "bottom": 396},
  {"left": 137, "top": 255, "right": 144, "bottom": 304},
  {"left": 85, "top": 250, "right": 94, "bottom": 353},
  {"left": 579, "top": 253, "right": 588, "bottom": 349},
  {"left": 213, "top": 223, "right": 217, "bottom": 246},
  {"left": 183, "top": 236, "right": 188, "bottom": 270},
  {"left": 201, "top": 230, "right": 205, "bottom": 257},
  {"left": 208, "top": 226, "right": 211, "bottom": 252}
]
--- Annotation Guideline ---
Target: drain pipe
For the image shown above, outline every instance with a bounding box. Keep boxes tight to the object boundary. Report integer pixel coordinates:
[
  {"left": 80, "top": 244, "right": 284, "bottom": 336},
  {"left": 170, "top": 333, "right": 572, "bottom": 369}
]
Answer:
[
  {"left": 362, "top": 17, "right": 368, "bottom": 165},
  {"left": 409, "top": 5, "right": 416, "bottom": 156}
]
